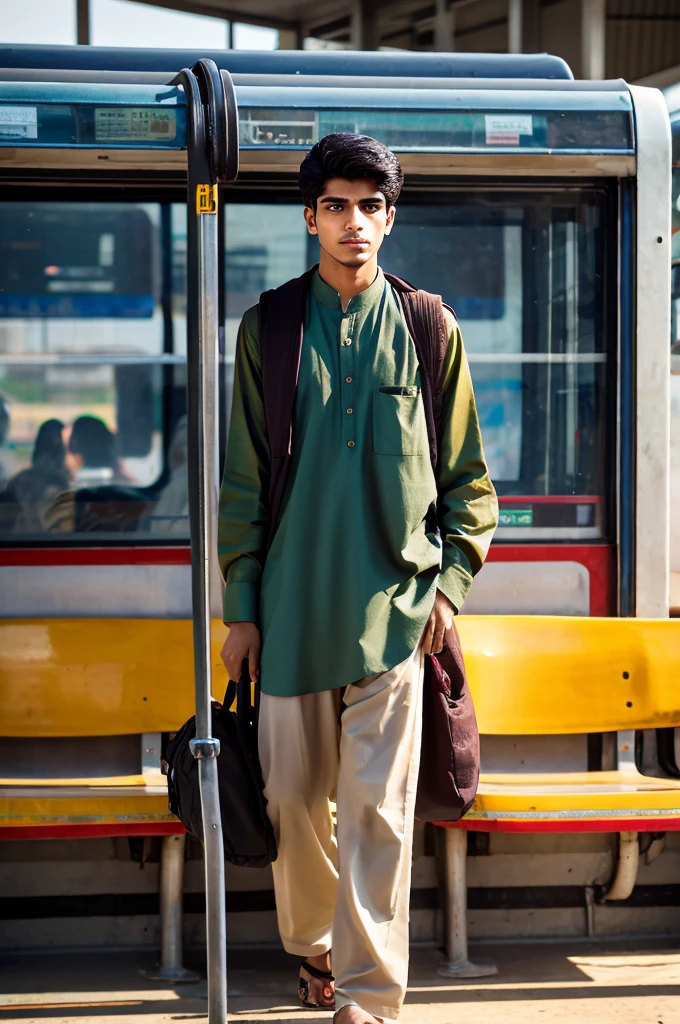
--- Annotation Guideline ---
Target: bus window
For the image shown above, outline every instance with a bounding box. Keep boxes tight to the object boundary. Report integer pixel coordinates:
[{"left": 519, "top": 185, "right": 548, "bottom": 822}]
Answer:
[
  {"left": 221, "top": 191, "right": 610, "bottom": 542},
  {"left": 224, "top": 203, "right": 308, "bottom": 358},
  {"left": 0, "top": 201, "right": 189, "bottom": 541},
  {"left": 382, "top": 192, "right": 609, "bottom": 540}
]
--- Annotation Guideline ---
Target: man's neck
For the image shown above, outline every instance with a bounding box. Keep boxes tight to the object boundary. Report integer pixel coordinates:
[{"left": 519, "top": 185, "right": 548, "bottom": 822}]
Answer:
[{"left": 317, "top": 251, "right": 379, "bottom": 312}]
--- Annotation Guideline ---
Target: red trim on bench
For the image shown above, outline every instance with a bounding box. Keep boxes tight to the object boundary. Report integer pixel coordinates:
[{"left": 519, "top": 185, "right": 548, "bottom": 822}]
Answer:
[
  {"left": 435, "top": 818, "right": 680, "bottom": 833},
  {"left": 0, "top": 822, "right": 185, "bottom": 841}
]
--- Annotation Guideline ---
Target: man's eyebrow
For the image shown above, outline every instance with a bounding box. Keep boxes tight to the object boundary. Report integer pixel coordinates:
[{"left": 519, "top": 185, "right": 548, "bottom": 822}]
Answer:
[{"left": 318, "top": 195, "right": 385, "bottom": 204}]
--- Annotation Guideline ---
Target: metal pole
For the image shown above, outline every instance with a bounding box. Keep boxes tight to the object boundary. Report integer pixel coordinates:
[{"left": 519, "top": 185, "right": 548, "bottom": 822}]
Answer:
[
  {"left": 438, "top": 828, "right": 497, "bottom": 979},
  {"left": 178, "top": 60, "right": 238, "bottom": 1024},
  {"left": 191, "top": 204, "right": 227, "bottom": 1024}
]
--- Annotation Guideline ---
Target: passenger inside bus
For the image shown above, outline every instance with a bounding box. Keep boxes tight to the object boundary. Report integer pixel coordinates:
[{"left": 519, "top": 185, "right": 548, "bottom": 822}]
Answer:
[
  {"left": 0, "top": 391, "right": 10, "bottom": 487},
  {"left": 65, "top": 415, "right": 128, "bottom": 487},
  {"left": 147, "top": 414, "right": 188, "bottom": 534},
  {"left": 45, "top": 415, "right": 153, "bottom": 535},
  {"left": 1, "top": 418, "right": 69, "bottom": 533}
]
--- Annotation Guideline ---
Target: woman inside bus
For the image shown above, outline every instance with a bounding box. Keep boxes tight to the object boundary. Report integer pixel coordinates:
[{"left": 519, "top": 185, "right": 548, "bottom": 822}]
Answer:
[
  {"left": 45, "top": 415, "right": 151, "bottom": 534},
  {"left": 1, "top": 418, "right": 70, "bottom": 534}
]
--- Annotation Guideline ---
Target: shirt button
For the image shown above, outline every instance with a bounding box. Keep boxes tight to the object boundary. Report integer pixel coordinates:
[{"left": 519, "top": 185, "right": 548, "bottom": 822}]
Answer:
[
  {"left": 347, "top": 440, "right": 355, "bottom": 448},
  {"left": 341, "top": 338, "right": 352, "bottom": 347},
  {"left": 345, "top": 376, "right": 352, "bottom": 383},
  {"left": 346, "top": 408, "right": 353, "bottom": 415}
]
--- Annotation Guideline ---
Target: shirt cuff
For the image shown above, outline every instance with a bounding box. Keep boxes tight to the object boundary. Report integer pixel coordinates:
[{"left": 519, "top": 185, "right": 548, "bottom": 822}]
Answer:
[
  {"left": 222, "top": 581, "right": 259, "bottom": 625},
  {"left": 437, "top": 560, "right": 474, "bottom": 614}
]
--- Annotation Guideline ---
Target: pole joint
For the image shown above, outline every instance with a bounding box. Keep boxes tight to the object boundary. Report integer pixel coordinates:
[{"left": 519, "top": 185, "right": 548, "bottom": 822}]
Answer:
[{"left": 190, "top": 737, "right": 221, "bottom": 759}]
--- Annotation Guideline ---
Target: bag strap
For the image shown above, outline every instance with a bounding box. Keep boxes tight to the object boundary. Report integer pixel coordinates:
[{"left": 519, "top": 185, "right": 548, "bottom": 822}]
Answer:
[
  {"left": 258, "top": 267, "right": 316, "bottom": 538},
  {"left": 219, "top": 659, "right": 258, "bottom": 729},
  {"left": 383, "top": 273, "right": 453, "bottom": 472}
]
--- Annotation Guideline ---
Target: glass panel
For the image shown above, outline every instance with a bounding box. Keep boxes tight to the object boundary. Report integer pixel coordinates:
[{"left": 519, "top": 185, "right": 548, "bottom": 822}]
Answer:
[
  {"left": 382, "top": 194, "right": 609, "bottom": 539},
  {"left": 0, "top": 84, "right": 186, "bottom": 150},
  {"left": 0, "top": 201, "right": 189, "bottom": 542},
  {"left": 238, "top": 107, "right": 632, "bottom": 152},
  {"left": 225, "top": 203, "right": 308, "bottom": 358},
  {"left": 0, "top": 0, "right": 76, "bottom": 45},
  {"left": 90, "top": 0, "right": 230, "bottom": 48},
  {"left": 221, "top": 192, "right": 610, "bottom": 541}
]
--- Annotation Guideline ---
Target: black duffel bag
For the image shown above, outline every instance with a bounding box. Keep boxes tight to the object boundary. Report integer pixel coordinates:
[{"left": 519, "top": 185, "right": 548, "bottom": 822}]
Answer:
[{"left": 164, "top": 664, "right": 277, "bottom": 868}]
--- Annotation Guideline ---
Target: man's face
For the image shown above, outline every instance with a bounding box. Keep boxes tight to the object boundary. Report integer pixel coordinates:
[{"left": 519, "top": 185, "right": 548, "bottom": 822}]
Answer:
[{"left": 303, "top": 177, "right": 396, "bottom": 268}]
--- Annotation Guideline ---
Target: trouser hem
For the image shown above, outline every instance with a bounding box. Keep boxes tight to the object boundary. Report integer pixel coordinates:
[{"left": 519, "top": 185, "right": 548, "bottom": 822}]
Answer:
[
  {"left": 334, "top": 993, "right": 400, "bottom": 1019},
  {"left": 282, "top": 939, "right": 332, "bottom": 957}
]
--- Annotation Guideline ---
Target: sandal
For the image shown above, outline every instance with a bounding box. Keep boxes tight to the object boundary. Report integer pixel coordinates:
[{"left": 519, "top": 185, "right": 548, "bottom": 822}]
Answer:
[{"left": 299, "top": 958, "right": 335, "bottom": 1009}]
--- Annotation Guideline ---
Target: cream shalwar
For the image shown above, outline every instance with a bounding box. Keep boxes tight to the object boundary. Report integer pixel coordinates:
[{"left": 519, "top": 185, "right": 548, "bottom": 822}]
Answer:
[{"left": 258, "top": 645, "right": 425, "bottom": 1022}]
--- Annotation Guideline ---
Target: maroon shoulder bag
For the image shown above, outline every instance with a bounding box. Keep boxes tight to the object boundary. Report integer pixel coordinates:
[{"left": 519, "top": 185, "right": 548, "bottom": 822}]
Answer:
[{"left": 257, "top": 268, "right": 479, "bottom": 822}]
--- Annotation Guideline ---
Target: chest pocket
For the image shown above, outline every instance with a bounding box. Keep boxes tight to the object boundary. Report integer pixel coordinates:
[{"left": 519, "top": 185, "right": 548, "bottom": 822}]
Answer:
[{"left": 372, "top": 385, "right": 428, "bottom": 456}]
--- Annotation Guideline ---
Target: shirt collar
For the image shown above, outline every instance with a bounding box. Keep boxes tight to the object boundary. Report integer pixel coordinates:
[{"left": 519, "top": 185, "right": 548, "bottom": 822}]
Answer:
[{"left": 311, "top": 266, "right": 385, "bottom": 314}]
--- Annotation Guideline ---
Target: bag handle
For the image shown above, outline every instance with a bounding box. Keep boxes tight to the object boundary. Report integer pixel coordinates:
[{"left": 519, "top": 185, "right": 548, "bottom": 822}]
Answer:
[{"left": 218, "top": 659, "right": 258, "bottom": 727}]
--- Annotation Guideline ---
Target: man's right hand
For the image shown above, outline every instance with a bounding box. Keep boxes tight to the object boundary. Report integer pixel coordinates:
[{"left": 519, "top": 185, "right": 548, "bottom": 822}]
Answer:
[{"left": 221, "top": 622, "right": 261, "bottom": 683}]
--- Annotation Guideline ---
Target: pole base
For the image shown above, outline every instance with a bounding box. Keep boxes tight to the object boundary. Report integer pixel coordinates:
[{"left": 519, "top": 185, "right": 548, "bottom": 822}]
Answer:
[
  {"left": 141, "top": 966, "right": 201, "bottom": 983},
  {"left": 437, "top": 958, "right": 498, "bottom": 980}
]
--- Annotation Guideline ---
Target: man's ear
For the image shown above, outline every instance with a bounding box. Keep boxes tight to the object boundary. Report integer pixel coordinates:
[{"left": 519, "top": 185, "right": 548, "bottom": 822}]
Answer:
[
  {"left": 303, "top": 205, "right": 318, "bottom": 236},
  {"left": 384, "top": 204, "right": 396, "bottom": 237}
]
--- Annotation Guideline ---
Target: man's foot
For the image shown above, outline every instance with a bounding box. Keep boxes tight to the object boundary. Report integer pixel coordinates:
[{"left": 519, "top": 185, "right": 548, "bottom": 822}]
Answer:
[
  {"left": 333, "top": 1007, "right": 384, "bottom": 1024},
  {"left": 299, "top": 951, "right": 335, "bottom": 1008}
]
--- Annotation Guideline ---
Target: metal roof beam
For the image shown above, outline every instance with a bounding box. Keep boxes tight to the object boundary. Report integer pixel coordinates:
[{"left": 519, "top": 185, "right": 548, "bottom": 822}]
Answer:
[{"left": 126, "top": 0, "right": 300, "bottom": 31}]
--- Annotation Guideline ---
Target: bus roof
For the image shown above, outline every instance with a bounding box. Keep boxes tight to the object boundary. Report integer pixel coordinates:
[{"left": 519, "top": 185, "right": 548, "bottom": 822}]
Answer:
[{"left": 0, "top": 45, "right": 573, "bottom": 81}]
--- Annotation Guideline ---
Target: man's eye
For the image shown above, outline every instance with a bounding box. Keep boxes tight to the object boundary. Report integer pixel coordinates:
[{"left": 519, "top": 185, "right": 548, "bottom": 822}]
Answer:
[
  {"left": 328, "top": 204, "right": 344, "bottom": 212},
  {"left": 363, "top": 204, "right": 380, "bottom": 212}
]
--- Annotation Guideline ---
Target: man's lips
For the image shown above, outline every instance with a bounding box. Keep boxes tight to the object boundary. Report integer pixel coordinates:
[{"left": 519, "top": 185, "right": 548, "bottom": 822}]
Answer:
[{"left": 341, "top": 239, "right": 369, "bottom": 247}]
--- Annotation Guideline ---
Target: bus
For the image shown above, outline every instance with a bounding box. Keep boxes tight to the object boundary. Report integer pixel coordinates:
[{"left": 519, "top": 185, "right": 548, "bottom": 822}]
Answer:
[{"left": 0, "top": 45, "right": 674, "bottom": 961}]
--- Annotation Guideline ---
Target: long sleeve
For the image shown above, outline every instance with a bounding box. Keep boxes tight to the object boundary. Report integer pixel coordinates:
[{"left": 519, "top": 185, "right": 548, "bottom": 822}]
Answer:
[
  {"left": 217, "top": 306, "right": 270, "bottom": 624},
  {"left": 435, "top": 310, "right": 499, "bottom": 612}
]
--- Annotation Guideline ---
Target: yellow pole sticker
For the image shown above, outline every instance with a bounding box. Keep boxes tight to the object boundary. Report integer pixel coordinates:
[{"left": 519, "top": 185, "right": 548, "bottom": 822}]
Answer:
[{"left": 196, "top": 184, "right": 218, "bottom": 215}]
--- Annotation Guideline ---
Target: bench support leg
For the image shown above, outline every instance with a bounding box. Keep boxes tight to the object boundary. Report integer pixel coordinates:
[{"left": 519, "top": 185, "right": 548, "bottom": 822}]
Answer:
[
  {"left": 437, "top": 828, "right": 498, "bottom": 980},
  {"left": 142, "top": 833, "right": 200, "bottom": 982},
  {"left": 604, "top": 831, "right": 639, "bottom": 902}
]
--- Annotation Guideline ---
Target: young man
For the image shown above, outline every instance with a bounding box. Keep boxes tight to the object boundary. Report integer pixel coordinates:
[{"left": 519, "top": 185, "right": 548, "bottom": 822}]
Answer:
[{"left": 218, "top": 133, "right": 498, "bottom": 1024}]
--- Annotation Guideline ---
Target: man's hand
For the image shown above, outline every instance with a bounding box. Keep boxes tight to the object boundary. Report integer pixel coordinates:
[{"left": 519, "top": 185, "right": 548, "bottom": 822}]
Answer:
[
  {"left": 221, "top": 622, "right": 261, "bottom": 683},
  {"left": 422, "top": 590, "right": 456, "bottom": 656}
]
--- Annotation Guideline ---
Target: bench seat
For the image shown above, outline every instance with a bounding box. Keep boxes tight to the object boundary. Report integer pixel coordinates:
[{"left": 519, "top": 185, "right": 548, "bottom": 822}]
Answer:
[
  {"left": 435, "top": 616, "right": 680, "bottom": 978},
  {"left": 0, "top": 782, "right": 182, "bottom": 839},
  {"left": 456, "top": 770, "right": 680, "bottom": 831}
]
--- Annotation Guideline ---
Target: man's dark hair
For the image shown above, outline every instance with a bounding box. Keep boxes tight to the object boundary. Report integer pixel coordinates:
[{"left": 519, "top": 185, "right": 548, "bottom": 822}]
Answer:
[{"left": 299, "top": 133, "right": 404, "bottom": 210}]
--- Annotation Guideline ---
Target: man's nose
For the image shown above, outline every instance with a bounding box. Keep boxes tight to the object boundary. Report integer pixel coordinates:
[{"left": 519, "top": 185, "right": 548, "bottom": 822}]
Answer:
[{"left": 345, "top": 206, "right": 365, "bottom": 231}]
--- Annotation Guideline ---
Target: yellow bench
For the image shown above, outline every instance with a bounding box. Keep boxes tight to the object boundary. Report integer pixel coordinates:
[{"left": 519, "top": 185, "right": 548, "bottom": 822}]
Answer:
[
  {"left": 0, "top": 618, "right": 229, "bottom": 840},
  {"left": 435, "top": 616, "right": 680, "bottom": 978},
  {"left": 0, "top": 617, "right": 233, "bottom": 980}
]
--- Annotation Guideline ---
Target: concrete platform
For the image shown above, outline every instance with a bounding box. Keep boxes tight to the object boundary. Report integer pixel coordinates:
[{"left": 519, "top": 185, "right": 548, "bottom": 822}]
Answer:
[{"left": 1, "top": 941, "right": 680, "bottom": 1023}]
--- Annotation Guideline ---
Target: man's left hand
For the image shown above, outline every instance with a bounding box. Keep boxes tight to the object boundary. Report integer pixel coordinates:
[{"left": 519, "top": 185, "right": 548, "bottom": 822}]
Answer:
[{"left": 422, "top": 590, "right": 456, "bottom": 656}]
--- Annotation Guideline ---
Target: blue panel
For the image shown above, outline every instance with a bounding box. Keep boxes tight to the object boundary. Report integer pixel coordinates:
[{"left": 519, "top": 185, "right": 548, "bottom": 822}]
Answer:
[
  {"left": 0, "top": 46, "right": 574, "bottom": 80},
  {"left": 0, "top": 294, "right": 156, "bottom": 318},
  {"left": 455, "top": 297, "right": 505, "bottom": 320}
]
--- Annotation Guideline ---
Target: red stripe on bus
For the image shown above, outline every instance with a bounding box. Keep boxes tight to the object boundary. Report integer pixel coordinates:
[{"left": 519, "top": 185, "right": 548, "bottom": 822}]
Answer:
[
  {"left": 0, "top": 822, "right": 185, "bottom": 841},
  {"left": 0, "top": 547, "right": 192, "bottom": 567},
  {"left": 0, "top": 543, "right": 614, "bottom": 614},
  {"left": 486, "top": 544, "right": 613, "bottom": 616}
]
